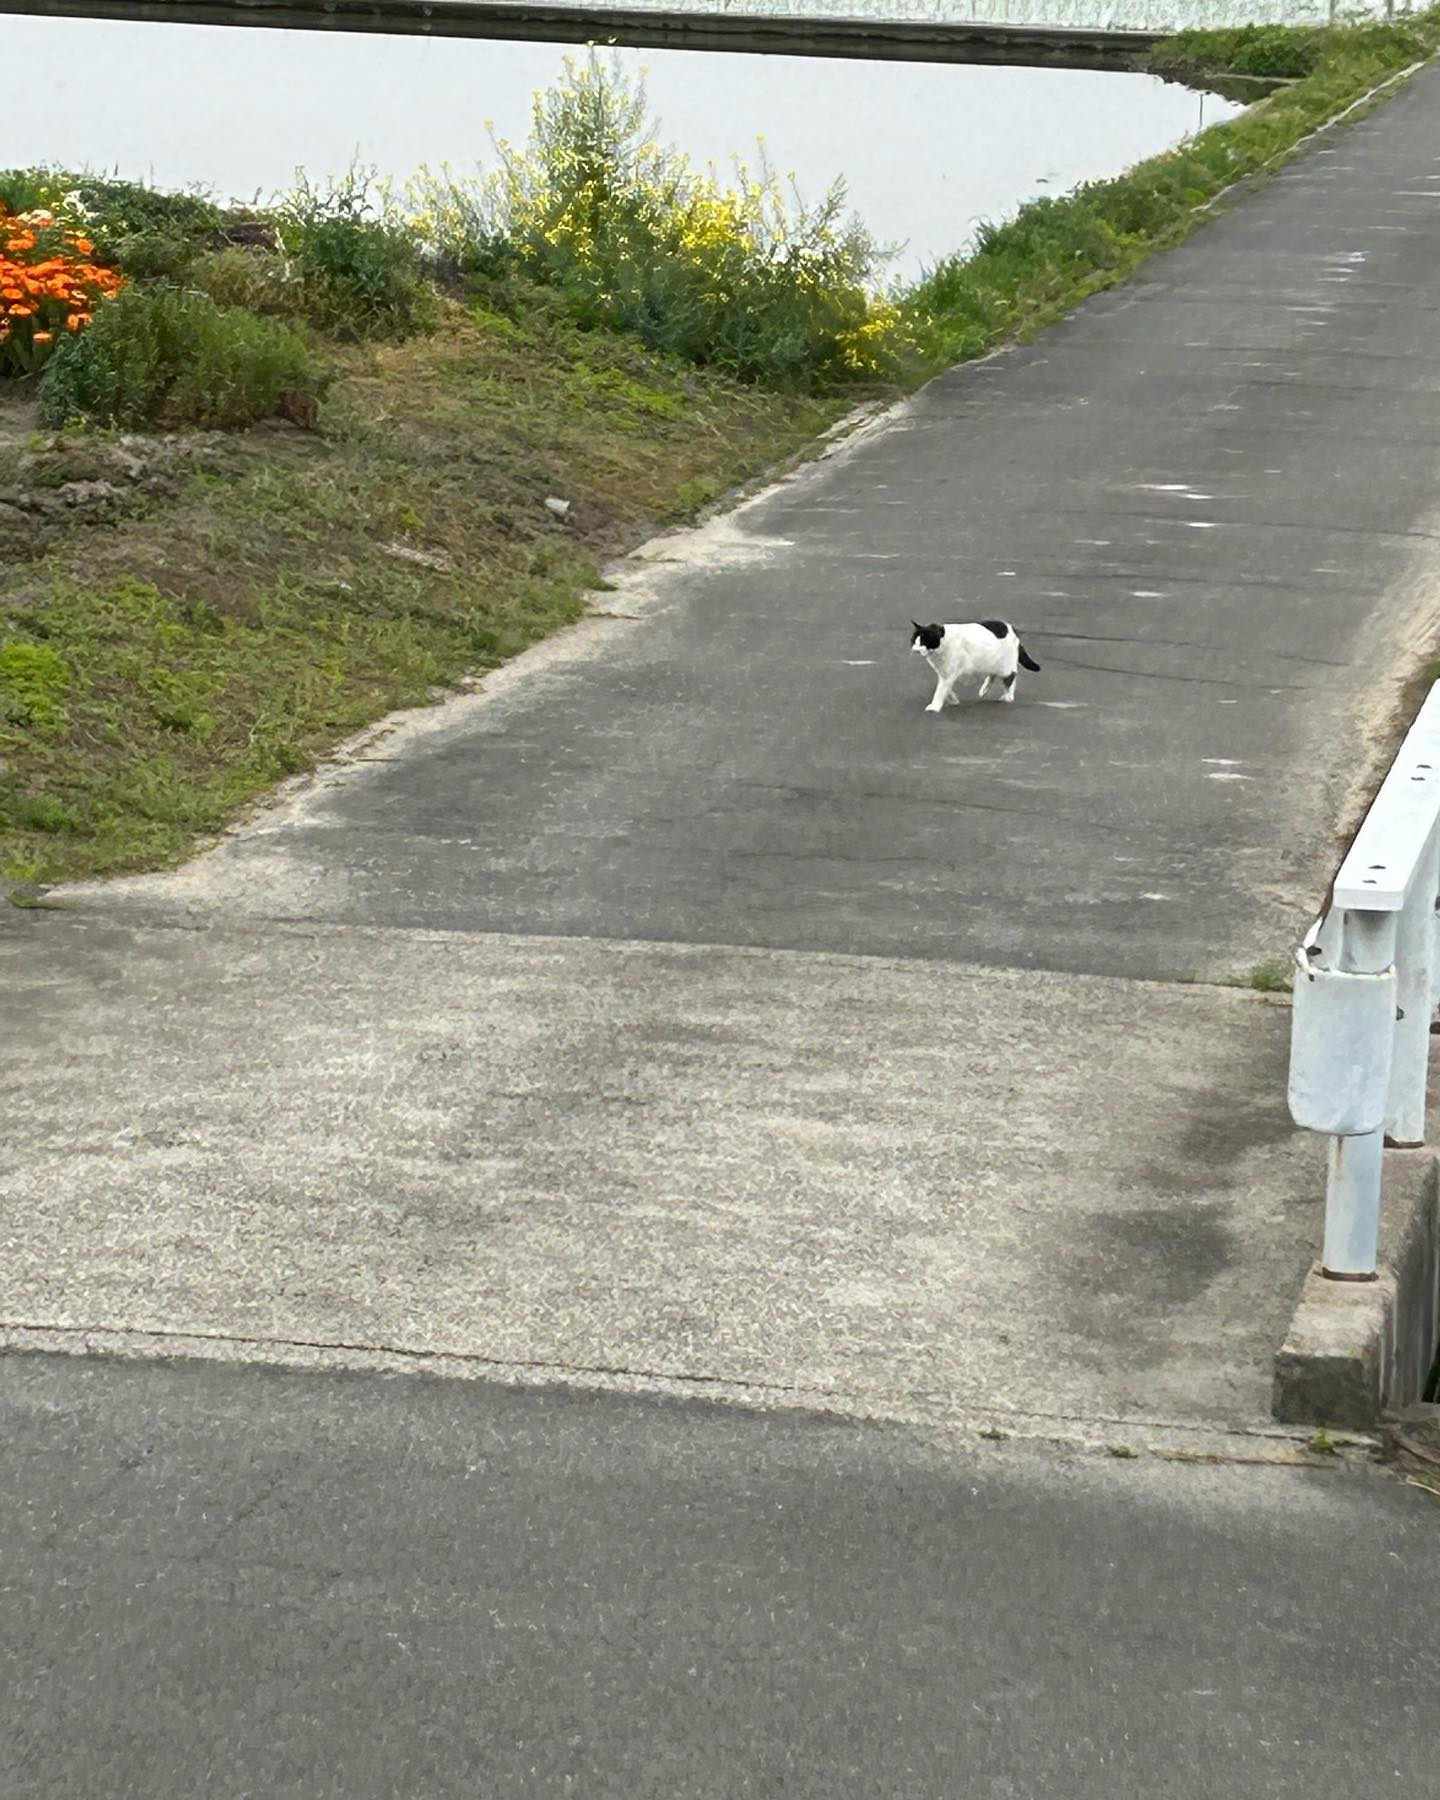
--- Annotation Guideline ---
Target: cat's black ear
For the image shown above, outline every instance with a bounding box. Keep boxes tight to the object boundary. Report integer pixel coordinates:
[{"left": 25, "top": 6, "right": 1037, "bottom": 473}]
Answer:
[{"left": 911, "top": 620, "right": 921, "bottom": 633}]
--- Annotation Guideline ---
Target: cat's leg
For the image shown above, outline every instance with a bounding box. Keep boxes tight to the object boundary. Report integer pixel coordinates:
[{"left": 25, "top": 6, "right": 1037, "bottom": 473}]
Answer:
[
  {"left": 977, "top": 676, "right": 993, "bottom": 700},
  {"left": 926, "top": 672, "right": 957, "bottom": 713},
  {"left": 1000, "top": 671, "right": 1017, "bottom": 704}
]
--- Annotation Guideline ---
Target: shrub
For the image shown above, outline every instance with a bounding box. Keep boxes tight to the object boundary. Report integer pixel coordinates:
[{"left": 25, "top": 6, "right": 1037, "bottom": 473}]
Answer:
[
  {"left": 1191, "top": 25, "right": 1326, "bottom": 80},
  {"left": 276, "top": 169, "right": 434, "bottom": 339},
  {"left": 72, "top": 177, "right": 220, "bottom": 234},
  {"left": 397, "top": 54, "right": 903, "bottom": 385},
  {"left": 0, "top": 169, "right": 61, "bottom": 217},
  {"left": 103, "top": 230, "right": 200, "bottom": 283},
  {"left": 62, "top": 177, "right": 225, "bottom": 275},
  {"left": 188, "top": 245, "right": 304, "bottom": 317},
  {"left": 0, "top": 171, "right": 238, "bottom": 284},
  {"left": 37, "top": 284, "right": 331, "bottom": 429},
  {"left": 389, "top": 163, "right": 511, "bottom": 282}
]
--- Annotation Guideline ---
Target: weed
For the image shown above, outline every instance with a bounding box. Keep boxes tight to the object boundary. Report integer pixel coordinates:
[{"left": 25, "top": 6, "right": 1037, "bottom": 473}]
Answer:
[
  {"left": 187, "top": 246, "right": 304, "bottom": 319},
  {"left": 1106, "top": 1445, "right": 1141, "bottom": 1460},
  {"left": 0, "top": 640, "right": 71, "bottom": 730},
  {"left": 1246, "top": 958, "right": 1293, "bottom": 994},
  {"left": 396, "top": 54, "right": 901, "bottom": 385},
  {"left": 16, "top": 793, "right": 79, "bottom": 833},
  {"left": 566, "top": 363, "right": 688, "bottom": 425},
  {"left": 277, "top": 168, "right": 434, "bottom": 341},
  {"left": 1308, "top": 1428, "right": 1341, "bottom": 1457},
  {"left": 672, "top": 473, "right": 725, "bottom": 515}
]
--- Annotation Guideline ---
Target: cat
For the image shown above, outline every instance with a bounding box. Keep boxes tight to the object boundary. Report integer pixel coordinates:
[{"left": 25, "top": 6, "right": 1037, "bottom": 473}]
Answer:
[{"left": 910, "top": 619, "right": 1041, "bottom": 713}]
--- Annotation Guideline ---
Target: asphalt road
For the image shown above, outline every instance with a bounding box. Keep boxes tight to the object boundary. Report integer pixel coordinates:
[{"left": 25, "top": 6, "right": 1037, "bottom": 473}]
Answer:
[{"left": 5, "top": 1353, "right": 1439, "bottom": 1800}]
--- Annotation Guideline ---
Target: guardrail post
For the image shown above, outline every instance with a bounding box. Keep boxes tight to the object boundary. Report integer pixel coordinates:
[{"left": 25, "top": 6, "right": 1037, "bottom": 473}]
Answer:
[
  {"left": 1289, "top": 682, "right": 1440, "bottom": 1282},
  {"left": 1322, "top": 908, "right": 1398, "bottom": 1280},
  {"left": 1386, "top": 822, "right": 1439, "bottom": 1148}
]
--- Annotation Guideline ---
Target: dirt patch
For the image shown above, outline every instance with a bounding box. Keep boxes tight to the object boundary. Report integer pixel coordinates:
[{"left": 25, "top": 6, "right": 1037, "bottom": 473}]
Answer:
[
  {"left": 0, "top": 428, "right": 232, "bottom": 571},
  {"left": 0, "top": 384, "right": 40, "bottom": 450}
]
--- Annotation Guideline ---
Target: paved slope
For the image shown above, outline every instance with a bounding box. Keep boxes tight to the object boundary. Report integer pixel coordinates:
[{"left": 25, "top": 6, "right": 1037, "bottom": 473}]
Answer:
[{"left": 3, "top": 914, "right": 1306, "bottom": 1426}]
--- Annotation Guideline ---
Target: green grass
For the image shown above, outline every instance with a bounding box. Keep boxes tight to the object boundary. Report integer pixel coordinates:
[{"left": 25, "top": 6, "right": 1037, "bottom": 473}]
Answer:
[{"left": 1, "top": 305, "right": 837, "bottom": 883}]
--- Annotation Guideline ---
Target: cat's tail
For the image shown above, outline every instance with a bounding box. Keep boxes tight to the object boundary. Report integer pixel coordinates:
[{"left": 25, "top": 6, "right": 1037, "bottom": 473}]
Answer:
[{"left": 1018, "top": 644, "right": 1041, "bottom": 674}]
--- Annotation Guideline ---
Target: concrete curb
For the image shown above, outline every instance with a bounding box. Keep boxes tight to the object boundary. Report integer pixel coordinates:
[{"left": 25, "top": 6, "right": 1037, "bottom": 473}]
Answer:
[{"left": 1274, "top": 1154, "right": 1440, "bottom": 1430}]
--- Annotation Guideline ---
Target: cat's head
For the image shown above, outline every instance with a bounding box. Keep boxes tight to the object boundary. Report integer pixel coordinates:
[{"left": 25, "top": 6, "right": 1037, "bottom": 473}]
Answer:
[{"left": 910, "top": 622, "right": 944, "bottom": 653}]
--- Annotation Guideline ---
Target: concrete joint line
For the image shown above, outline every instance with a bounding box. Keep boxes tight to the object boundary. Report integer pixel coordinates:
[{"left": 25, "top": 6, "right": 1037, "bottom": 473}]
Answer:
[{"left": 0, "top": 1322, "right": 1376, "bottom": 1464}]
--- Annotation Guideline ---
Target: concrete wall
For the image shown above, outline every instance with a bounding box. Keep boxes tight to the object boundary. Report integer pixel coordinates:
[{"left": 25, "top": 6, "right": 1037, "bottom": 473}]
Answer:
[{"left": 1274, "top": 1155, "right": 1440, "bottom": 1431}]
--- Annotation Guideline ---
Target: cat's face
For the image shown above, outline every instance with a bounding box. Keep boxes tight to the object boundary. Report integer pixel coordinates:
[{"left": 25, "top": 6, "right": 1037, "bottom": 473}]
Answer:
[{"left": 910, "top": 622, "right": 944, "bottom": 654}]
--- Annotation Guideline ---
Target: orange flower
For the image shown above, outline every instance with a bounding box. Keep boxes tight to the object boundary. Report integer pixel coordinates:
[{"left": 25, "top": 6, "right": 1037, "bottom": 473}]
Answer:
[{"left": 0, "top": 217, "right": 121, "bottom": 372}]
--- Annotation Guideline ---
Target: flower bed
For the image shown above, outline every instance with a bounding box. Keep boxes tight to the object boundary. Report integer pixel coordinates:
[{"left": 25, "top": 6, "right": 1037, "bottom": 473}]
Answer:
[{"left": 0, "top": 204, "right": 122, "bottom": 377}]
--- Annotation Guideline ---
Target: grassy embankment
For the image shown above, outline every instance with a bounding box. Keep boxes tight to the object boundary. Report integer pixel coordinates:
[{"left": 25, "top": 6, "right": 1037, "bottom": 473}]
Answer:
[{"left": 3, "top": 17, "right": 1436, "bottom": 890}]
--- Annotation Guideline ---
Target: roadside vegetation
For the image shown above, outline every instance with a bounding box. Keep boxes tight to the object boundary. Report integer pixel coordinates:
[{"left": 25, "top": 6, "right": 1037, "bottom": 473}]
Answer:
[
  {"left": 908, "top": 16, "right": 1440, "bottom": 362},
  {"left": 3, "top": 16, "right": 1438, "bottom": 888}
]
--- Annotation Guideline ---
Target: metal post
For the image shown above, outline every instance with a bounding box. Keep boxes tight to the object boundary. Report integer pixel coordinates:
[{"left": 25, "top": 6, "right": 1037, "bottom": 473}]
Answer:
[
  {"left": 1386, "top": 823, "right": 1439, "bottom": 1148},
  {"left": 1322, "top": 908, "right": 1397, "bottom": 1280},
  {"left": 1323, "top": 1129, "right": 1386, "bottom": 1278}
]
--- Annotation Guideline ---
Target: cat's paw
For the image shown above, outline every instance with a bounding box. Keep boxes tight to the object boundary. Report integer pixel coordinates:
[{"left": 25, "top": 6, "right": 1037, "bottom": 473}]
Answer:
[{"left": 925, "top": 702, "right": 944, "bottom": 713}]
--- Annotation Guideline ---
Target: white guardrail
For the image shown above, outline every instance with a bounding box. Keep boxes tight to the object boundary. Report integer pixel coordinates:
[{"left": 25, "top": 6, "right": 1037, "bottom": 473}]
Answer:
[{"left": 1289, "top": 683, "right": 1440, "bottom": 1280}]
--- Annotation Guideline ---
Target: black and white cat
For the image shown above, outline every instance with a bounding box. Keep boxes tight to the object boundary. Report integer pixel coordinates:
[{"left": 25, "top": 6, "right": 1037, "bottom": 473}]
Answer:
[{"left": 910, "top": 619, "right": 1041, "bottom": 713}]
